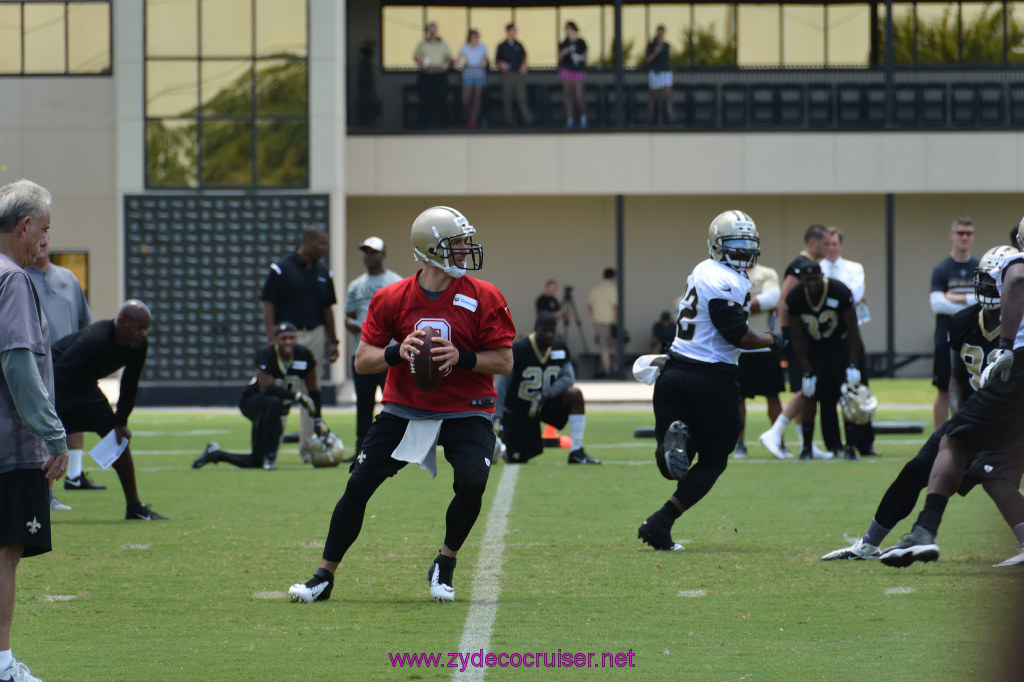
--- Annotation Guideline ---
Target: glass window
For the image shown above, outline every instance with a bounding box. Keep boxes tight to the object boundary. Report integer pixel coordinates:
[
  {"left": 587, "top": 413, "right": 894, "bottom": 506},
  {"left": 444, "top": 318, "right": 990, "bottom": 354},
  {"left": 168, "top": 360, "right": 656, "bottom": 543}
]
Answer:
[
  {"left": 648, "top": 4, "right": 690, "bottom": 66},
  {"left": 880, "top": 2, "right": 918, "bottom": 63},
  {"left": 691, "top": 4, "right": 736, "bottom": 65},
  {"left": 961, "top": 2, "right": 1008, "bottom": 62},
  {"left": 782, "top": 4, "right": 824, "bottom": 66},
  {"left": 147, "top": 60, "right": 199, "bottom": 118},
  {"left": 467, "top": 6, "right": 513, "bottom": 61},
  {"left": 256, "top": 120, "right": 309, "bottom": 187},
  {"left": 738, "top": 4, "right": 780, "bottom": 66},
  {"left": 562, "top": 5, "right": 601, "bottom": 67},
  {"left": 201, "top": 60, "right": 251, "bottom": 116},
  {"left": 256, "top": 0, "right": 307, "bottom": 57},
  {"left": 382, "top": 6, "right": 424, "bottom": 69},
  {"left": 0, "top": 6, "right": 22, "bottom": 73},
  {"left": 515, "top": 7, "right": 557, "bottom": 66},
  {"left": 916, "top": 2, "right": 958, "bottom": 63},
  {"left": 1010, "top": 2, "right": 1024, "bottom": 62},
  {"left": 201, "top": 120, "right": 253, "bottom": 187},
  {"left": 23, "top": 3, "right": 66, "bottom": 73},
  {"left": 603, "top": 4, "right": 647, "bottom": 68},
  {"left": 68, "top": 3, "right": 111, "bottom": 72},
  {"left": 50, "top": 251, "right": 89, "bottom": 300},
  {"left": 147, "top": 0, "right": 197, "bottom": 57},
  {"left": 425, "top": 6, "right": 468, "bottom": 59},
  {"left": 201, "top": 0, "right": 253, "bottom": 58},
  {"left": 255, "top": 59, "right": 307, "bottom": 115},
  {"left": 145, "top": 119, "right": 198, "bottom": 188},
  {"left": 827, "top": 4, "right": 871, "bottom": 66}
]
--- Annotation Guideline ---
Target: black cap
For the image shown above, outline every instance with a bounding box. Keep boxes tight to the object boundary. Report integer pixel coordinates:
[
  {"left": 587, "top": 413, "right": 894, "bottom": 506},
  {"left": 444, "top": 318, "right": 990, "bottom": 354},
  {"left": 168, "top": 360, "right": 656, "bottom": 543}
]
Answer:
[
  {"left": 275, "top": 322, "right": 298, "bottom": 335},
  {"left": 796, "top": 262, "right": 822, "bottom": 278}
]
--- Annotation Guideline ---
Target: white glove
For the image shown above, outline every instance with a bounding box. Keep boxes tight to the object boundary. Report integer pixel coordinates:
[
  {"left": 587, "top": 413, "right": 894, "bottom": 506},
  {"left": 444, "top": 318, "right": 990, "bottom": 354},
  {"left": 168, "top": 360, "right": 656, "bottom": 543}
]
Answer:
[
  {"left": 802, "top": 373, "right": 817, "bottom": 399},
  {"left": 980, "top": 348, "right": 1014, "bottom": 388},
  {"left": 294, "top": 392, "right": 316, "bottom": 416},
  {"left": 845, "top": 364, "right": 861, "bottom": 385}
]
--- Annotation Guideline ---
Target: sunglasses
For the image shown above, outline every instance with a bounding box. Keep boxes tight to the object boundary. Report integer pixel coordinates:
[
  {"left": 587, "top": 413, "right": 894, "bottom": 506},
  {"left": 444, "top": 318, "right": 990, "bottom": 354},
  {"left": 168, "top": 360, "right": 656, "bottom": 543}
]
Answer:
[{"left": 954, "top": 231, "right": 974, "bottom": 237}]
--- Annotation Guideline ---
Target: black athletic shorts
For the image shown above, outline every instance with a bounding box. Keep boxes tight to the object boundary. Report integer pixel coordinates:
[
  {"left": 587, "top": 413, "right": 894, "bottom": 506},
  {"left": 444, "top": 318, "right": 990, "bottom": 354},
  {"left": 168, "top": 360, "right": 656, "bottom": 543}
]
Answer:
[
  {"left": 738, "top": 351, "right": 785, "bottom": 399},
  {"left": 808, "top": 348, "right": 846, "bottom": 403},
  {"left": 910, "top": 421, "right": 1024, "bottom": 496},
  {"left": 932, "top": 342, "right": 952, "bottom": 391},
  {"left": 0, "top": 468, "right": 51, "bottom": 557},
  {"left": 350, "top": 412, "right": 496, "bottom": 479},
  {"left": 653, "top": 356, "right": 742, "bottom": 458},
  {"left": 56, "top": 385, "right": 117, "bottom": 435},
  {"left": 782, "top": 328, "right": 803, "bottom": 393},
  {"left": 946, "top": 349, "right": 1024, "bottom": 455},
  {"left": 502, "top": 398, "right": 572, "bottom": 462}
]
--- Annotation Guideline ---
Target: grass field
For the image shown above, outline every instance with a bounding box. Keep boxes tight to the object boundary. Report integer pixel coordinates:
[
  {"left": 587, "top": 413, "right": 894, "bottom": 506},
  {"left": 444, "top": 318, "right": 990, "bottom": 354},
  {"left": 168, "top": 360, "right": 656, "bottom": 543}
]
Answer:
[{"left": 13, "top": 379, "right": 1022, "bottom": 681}]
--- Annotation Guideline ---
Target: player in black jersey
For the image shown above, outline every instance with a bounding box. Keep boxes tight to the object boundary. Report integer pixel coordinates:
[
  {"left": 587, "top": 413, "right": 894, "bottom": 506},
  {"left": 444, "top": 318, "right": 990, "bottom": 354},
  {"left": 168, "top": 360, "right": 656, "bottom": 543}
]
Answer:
[
  {"left": 824, "top": 246, "right": 1024, "bottom": 565},
  {"left": 785, "top": 262, "right": 863, "bottom": 460},
  {"left": 192, "top": 322, "right": 321, "bottom": 470},
  {"left": 495, "top": 312, "right": 597, "bottom": 464}
]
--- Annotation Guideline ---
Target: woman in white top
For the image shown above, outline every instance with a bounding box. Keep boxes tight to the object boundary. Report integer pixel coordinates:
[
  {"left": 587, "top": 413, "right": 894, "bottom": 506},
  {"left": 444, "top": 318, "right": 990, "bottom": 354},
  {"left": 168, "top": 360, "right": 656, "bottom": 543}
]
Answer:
[{"left": 457, "top": 29, "right": 489, "bottom": 128}]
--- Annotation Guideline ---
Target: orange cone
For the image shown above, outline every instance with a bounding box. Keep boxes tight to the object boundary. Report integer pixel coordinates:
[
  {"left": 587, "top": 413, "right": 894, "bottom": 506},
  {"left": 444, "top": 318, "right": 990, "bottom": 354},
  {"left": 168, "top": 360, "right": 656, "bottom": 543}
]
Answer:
[{"left": 542, "top": 423, "right": 560, "bottom": 447}]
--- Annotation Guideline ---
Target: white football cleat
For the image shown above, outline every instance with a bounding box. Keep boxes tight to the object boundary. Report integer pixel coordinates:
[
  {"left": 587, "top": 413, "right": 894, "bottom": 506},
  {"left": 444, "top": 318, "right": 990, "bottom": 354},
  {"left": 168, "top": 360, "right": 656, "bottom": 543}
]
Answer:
[
  {"left": 758, "top": 430, "right": 789, "bottom": 460},
  {"left": 993, "top": 547, "right": 1024, "bottom": 567},
  {"left": 821, "top": 538, "right": 881, "bottom": 561},
  {"left": 288, "top": 570, "right": 333, "bottom": 603},
  {"left": 0, "top": 657, "right": 44, "bottom": 682},
  {"left": 812, "top": 445, "right": 834, "bottom": 460},
  {"left": 427, "top": 555, "right": 456, "bottom": 602}
]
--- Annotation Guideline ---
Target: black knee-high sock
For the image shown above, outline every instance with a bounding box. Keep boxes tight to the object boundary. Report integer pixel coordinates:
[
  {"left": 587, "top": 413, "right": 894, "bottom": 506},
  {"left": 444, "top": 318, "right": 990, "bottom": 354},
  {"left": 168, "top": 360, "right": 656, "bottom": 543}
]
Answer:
[
  {"left": 801, "top": 422, "right": 815, "bottom": 450},
  {"left": 874, "top": 456, "right": 932, "bottom": 529},
  {"left": 444, "top": 470, "right": 488, "bottom": 552},
  {"left": 322, "top": 474, "right": 387, "bottom": 563},
  {"left": 915, "top": 493, "right": 949, "bottom": 534}
]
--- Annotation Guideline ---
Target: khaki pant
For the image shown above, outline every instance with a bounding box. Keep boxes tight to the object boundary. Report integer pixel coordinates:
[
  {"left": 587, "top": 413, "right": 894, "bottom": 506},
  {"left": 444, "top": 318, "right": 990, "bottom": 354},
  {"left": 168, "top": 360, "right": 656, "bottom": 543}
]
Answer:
[
  {"left": 296, "top": 325, "right": 328, "bottom": 460},
  {"left": 501, "top": 72, "right": 531, "bottom": 124}
]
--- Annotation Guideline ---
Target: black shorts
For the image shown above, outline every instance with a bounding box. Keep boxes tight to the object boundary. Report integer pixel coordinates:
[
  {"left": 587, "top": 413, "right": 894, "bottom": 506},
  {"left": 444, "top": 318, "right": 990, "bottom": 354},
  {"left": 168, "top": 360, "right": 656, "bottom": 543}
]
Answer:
[
  {"left": 350, "top": 412, "right": 496, "bottom": 479},
  {"left": 738, "top": 351, "right": 785, "bottom": 398},
  {"left": 0, "top": 468, "right": 51, "bottom": 557},
  {"left": 502, "top": 399, "right": 572, "bottom": 462},
  {"left": 933, "top": 342, "right": 951, "bottom": 391},
  {"left": 56, "top": 386, "right": 117, "bottom": 435},
  {"left": 808, "top": 348, "right": 846, "bottom": 403},
  {"left": 946, "top": 350, "right": 1024, "bottom": 455},
  {"left": 653, "top": 357, "right": 742, "bottom": 458},
  {"left": 782, "top": 328, "right": 803, "bottom": 393}
]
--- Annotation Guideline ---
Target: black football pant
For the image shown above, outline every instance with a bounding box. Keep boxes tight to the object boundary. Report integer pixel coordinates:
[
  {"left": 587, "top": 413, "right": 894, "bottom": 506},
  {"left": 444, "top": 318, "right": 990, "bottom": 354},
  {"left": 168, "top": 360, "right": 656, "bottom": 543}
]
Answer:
[
  {"left": 214, "top": 392, "right": 285, "bottom": 468},
  {"left": 352, "top": 357, "right": 387, "bottom": 456}
]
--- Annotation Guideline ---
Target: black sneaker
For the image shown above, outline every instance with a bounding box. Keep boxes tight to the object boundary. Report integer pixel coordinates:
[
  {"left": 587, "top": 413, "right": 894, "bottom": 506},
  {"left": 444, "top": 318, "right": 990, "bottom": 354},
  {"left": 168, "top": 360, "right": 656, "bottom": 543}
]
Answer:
[
  {"left": 567, "top": 449, "right": 601, "bottom": 464},
  {"left": 880, "top": 526, "right": 940, "bottom": 568},
  {"left": 655, "top": 421, "right": 690, "bottom": 480},
  {"left": 64, "top": 472, "right": 106, "bottom": 490},
  {"left": 637, "top": 514, "right": 684, "bottom": 551},
  {"left": 427, "top": 554, "right": 456, "bottom": 602},
  {"left": 126, "top": 503, "right": 169, "bottom": 521},
  {"left": 288, "top": 568, "right": 334, "bottom": 603},
  {"left": 859, "top": 447, "right": 883, "bottom": 456},
  {"left": 843, "top": 445, "right": 860, "bottom": 461},
  {"left": 798, "top": 447, "right": 813, "bottom": 460},
  {"left": 191, "top": 442, "right": 220, "bottom": 469}
]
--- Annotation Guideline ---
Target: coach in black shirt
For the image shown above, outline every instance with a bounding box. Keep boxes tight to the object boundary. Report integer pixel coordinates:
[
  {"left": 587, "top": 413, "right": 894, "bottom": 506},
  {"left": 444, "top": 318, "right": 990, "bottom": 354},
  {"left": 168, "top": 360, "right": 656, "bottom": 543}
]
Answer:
[
  {"left": 260, "top": 224, "right": 338, "bottom": 462},
  {"left": 495, "top": 23, "right": 532, "bottom": 125}
]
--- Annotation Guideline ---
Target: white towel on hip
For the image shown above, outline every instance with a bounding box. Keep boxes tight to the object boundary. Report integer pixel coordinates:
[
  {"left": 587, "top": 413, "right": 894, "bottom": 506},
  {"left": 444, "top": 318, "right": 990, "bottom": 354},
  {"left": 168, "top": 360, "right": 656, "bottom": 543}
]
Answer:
[{"left": 390, "top": 419, "right": 443, "bottom": 478}]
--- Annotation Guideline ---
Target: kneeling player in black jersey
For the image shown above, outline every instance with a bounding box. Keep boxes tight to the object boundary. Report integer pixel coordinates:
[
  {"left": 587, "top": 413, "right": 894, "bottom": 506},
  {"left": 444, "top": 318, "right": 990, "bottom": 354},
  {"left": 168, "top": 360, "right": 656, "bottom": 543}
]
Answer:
[
  {"left": 821, "top": 245, "right": 1024, "bottom": 566},
  {"left": 496, "top": 311, "right": 598, "bottom": 464},
  {"left": 637, "top": 211, "right": 781, "bottom": 551},
  {"left": 192, "top": 322, "right": 321, "bottom": 470}
]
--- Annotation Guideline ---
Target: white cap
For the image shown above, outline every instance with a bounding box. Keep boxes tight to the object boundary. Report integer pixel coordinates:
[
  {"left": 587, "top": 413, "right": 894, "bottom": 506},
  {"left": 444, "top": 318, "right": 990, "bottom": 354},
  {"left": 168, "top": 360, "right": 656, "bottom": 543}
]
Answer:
[{"left": 360, "top": 236, "right": 386, "bottom": 252}]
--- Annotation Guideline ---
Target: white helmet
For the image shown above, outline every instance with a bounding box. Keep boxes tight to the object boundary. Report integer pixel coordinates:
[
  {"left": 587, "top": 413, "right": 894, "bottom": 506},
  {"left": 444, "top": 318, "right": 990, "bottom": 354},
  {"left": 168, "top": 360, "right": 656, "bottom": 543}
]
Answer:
[
  {"left": 840, "top": 382, "right": 878, "bottom": 425},
  {"left": 708, "top": 210, "right": 760, "bottom": 272},
  {"left": 411, "top": 206, "right": 483, "bottom": 278},
  {"left": 975, "top": 245, "right": 1019, "bottom": 310},
  {"left": 310, "top": 431, "right": 345, "bottom": 468}
]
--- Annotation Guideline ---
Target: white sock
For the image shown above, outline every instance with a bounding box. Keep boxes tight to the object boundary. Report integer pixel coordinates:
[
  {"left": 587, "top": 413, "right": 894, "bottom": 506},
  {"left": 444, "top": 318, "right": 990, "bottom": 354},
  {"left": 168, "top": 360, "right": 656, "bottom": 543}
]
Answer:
[
  {"left": 0, "top": 649, "right": 12, "bottom": 670},
  {"left": 769, "top": 415, "right": 790, "bottom": 437},
  {"left": 67, "top": 449, "right": 84, "bottom": 479},
  {"left": 569, "top": 414, "right": 586, "bottom": 451}
]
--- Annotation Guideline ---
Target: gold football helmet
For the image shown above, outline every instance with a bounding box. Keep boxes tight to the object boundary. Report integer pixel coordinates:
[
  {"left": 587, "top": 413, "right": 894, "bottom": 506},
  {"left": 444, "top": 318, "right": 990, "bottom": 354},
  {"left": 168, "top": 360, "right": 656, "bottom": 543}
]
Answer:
[
  {"left": 310, "top": 430, "right": 345, "bottom": 468},
  {"left": 411, "top": 206, "right": 483, "bottom": 278},
  {"left": 840, "top": 382, "right": 878, "bottom": 425},
  {"left": 708, "top": 210, "right": 760, "bottom": 272},
  {"left": 976, "top": 244, "right": 1019, "bottom": 310}
]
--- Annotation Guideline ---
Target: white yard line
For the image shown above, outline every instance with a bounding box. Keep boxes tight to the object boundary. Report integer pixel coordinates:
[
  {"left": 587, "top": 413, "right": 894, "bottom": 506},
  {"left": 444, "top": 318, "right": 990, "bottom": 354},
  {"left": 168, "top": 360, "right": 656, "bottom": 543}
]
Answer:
[{"left": 452, "top": 463, "right": 519, "bottom": 681}]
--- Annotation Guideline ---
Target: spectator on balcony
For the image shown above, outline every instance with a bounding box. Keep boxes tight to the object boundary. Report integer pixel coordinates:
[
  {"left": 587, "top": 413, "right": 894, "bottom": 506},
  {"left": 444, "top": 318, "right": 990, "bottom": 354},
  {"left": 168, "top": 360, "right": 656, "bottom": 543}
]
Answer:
[
  {"left": 413, "top": 22, "right": 453, "bottom": 127},
  {"left": 495, "top": 23, "right": 532, "bottom": 126},
  {"left": 558, "top": 21, "right": 588, "bottom": 129},
  {"left": 645, "top": 24, "right": 675, "bottom": 125},
  {"left": 457, "top": 29, "right": 489, "bottom": 129}
]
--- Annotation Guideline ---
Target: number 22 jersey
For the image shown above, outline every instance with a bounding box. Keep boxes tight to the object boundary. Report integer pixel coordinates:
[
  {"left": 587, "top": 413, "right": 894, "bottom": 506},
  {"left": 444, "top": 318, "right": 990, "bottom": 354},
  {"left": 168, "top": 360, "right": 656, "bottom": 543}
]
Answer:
[{"left": 670, "top": 258, "right": 752, "bottom": 366}]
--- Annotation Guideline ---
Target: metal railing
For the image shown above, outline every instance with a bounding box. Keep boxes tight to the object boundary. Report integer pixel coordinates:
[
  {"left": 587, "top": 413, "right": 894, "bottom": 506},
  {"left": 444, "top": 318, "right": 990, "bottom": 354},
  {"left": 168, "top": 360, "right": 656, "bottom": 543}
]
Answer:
[{"left": 348, "top": 67, "right": 1024, "bottom": 133}]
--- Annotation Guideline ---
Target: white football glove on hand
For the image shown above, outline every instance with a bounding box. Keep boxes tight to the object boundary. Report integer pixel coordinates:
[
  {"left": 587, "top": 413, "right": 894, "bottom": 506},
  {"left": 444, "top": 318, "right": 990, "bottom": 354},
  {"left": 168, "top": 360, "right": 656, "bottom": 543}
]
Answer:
[
  {"left": 802, "top": 373, "right": 817, "bottom": 399},
  {"left": 294, "top": 392, "right": 316, "bottom": 416},
  {"left": 528, "top": 396, "right": 545, "bottom": 420},
  {"left": 845, "top": 364, "right": 861, "bottom": 385},
  {"left": 980, "top": 347, "right": 1014, "bottom": 388}
]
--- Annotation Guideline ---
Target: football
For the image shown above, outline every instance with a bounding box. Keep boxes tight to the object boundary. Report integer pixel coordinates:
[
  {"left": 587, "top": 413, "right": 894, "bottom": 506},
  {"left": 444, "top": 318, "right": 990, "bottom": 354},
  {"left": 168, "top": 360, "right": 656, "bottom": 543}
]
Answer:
[{"left": 410, "top": 326, "right": 443, "bottom": 391}]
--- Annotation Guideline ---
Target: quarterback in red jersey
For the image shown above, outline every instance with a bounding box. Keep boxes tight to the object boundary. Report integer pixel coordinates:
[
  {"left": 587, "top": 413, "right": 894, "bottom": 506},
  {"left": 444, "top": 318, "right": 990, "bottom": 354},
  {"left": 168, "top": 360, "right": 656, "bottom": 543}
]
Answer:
[{"left": 289, "top": 206, "right": 515, "bottom": 604}]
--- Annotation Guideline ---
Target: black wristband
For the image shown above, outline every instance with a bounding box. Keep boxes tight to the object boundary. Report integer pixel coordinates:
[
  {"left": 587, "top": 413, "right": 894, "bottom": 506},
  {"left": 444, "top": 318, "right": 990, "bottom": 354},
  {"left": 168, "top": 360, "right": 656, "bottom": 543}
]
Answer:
[
  {"left": 384, "top": 344, "right": 402, "bottom": 366},
  {"left": 999, "top": 338, "right": 1014, "bottom": 350},
  {"left": 309, "top": 390, "right": 322, "bottom": 417},
  {"left": 456, "top": 348, "right": 477, "bottom": 371}
]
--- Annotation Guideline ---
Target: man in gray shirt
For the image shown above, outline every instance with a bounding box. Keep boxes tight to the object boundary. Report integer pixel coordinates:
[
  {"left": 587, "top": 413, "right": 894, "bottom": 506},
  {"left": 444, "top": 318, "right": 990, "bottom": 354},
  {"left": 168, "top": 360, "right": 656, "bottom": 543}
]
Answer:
[
  {"left": 0, "top": 178, "right": 69, "bottom": 682},
  {"left": 344, "top": 237, "right": 402, "bottom": 458},
  {"left": 26, "top": 231, "right": 100, "bottom": 507}
]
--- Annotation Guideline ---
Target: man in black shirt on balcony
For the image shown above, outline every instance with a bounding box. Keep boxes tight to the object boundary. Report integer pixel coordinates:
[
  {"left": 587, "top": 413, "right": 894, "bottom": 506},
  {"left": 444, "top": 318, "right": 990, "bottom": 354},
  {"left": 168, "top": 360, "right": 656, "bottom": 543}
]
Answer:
[{"left": 495, "top": 23, "right": 532, "bottom": 126}]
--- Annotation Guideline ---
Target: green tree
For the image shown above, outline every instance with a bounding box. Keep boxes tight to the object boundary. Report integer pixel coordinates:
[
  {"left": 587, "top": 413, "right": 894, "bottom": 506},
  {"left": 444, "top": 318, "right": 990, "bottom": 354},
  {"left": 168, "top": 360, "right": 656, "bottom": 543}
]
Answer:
[
  {"left": 671, "top": 25, "right": 737, "bottom": 67},
  {"left": 882, "top": 2, "right": 1024, "bottom": 64}
]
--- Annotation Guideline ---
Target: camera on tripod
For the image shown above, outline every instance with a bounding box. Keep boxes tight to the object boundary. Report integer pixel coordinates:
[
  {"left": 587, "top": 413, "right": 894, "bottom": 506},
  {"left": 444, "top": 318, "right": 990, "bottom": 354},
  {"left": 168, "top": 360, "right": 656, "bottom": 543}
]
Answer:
[{"left": 563, "top": 286, "right": 573, "bottom": 298}]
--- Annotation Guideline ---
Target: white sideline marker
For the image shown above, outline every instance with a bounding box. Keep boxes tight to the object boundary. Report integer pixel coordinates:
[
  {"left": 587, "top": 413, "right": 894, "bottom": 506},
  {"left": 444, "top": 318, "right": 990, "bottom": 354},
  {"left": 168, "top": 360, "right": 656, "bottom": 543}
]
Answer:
[{"left": 452, "top": 464, "right": 519, "bottom": 682}]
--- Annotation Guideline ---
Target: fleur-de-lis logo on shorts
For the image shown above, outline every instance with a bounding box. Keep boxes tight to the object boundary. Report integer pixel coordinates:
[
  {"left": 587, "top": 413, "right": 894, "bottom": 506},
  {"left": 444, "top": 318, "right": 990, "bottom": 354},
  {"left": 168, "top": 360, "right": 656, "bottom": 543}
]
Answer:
[{"left": 26, "top": 517, "right": 41, "bottom": 534}]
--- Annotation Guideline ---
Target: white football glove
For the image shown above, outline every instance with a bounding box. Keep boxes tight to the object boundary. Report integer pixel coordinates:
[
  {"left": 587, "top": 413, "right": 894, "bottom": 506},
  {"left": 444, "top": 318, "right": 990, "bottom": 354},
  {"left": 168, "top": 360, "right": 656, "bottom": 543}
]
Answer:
[
  {"left": 802, "top": 373, "right": 817, "bottom": 399},
  {"left": 294, "top": 392, "right": 316, "bottom": 416},
  {"left": 980, "top": 348, "right": 1014, "bottom": 388},
  {"left": 845, "top": 364, "right": 861, "bottom": 385}
]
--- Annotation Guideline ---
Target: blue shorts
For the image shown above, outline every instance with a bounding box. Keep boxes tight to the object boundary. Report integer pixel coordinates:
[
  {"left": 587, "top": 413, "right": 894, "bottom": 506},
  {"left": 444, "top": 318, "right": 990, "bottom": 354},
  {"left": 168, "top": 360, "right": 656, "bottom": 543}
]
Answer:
[{"left": 462, "top": 67, "right": 486, "bottom": 87}]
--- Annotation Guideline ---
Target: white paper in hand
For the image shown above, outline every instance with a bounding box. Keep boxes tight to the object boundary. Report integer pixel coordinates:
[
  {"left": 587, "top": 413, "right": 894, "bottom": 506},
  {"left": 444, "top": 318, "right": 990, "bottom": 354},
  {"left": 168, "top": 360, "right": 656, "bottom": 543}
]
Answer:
[{"left": 89, "top": 430, "right": 129, "bottom": 469}]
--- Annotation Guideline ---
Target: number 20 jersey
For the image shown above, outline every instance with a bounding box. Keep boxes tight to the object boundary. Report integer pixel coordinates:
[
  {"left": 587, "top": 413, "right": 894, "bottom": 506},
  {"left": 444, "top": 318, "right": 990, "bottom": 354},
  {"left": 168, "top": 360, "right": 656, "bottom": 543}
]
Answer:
[{"left": 671, "top": 258, "right": 752, "bottom": 366}]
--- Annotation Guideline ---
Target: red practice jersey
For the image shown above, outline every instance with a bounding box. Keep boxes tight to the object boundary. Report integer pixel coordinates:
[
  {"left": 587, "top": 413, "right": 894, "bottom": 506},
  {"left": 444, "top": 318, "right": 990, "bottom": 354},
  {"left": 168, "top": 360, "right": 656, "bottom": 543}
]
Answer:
[{"left": 361, "top": 271, "right": 516, "bottom": 413}]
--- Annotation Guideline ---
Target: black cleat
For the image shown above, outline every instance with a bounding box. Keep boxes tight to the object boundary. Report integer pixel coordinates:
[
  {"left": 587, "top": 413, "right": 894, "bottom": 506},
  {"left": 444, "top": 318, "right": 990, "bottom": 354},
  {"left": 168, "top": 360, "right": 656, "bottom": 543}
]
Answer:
[
  {"left": 288, "top": 568, "right": 334, "bottom": 603},
  {"left": 191, "top": 442, "right": 220, "bottom": 469},
  {"left": 126, "top": 503, "right": 169, "bottom": 521},
  {"left": 427, "top": 554, "right": 456, "bottom": 602},
  {"left": 567, "top": 449, "right": 601, "bottom": 464},
  {"left": 843, "top": 445, "right": 860, "bottom": 461},
  {"left": 798, "top": 447, "right": 813, "bottom": 461},
  {"left": 880, "top": 526, "right": 940, "bottom": 568},
  {"left": 63, "top": 472, "right": 106, "bottom": 490},
  {"left": 859, "top": 448, "right": 883, "bottom": 456},
  {"left": 637, "top": 515, "right": 684, "bottom": 551}
]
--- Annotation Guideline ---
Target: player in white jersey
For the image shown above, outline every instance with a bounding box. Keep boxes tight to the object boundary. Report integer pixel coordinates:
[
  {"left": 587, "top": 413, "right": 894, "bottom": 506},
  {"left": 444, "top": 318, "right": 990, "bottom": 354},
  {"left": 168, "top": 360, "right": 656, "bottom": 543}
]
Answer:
[
  {"left": 882, "top": 224, "right": 1024, "bottom": 567},
  {"left": 637, "top": 211, "right": 783, "bottom": 551}
]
